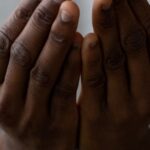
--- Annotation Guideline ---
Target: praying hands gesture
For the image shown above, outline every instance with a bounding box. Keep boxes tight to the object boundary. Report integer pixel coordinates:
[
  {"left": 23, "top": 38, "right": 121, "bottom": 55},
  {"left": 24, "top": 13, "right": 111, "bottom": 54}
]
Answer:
[{"left": 0, "top": 0, "right": 150, "bottom": 150}]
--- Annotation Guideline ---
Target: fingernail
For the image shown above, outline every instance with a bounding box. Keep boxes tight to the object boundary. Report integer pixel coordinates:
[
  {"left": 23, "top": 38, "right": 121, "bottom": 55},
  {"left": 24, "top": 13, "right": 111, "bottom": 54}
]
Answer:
[{"left": 61, "top": 10, "right": 72, "bottom": 23}]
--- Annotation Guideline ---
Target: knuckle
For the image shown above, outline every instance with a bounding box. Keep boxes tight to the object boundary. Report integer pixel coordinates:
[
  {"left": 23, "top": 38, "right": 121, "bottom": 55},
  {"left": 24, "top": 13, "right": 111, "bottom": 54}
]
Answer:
[
  {"left": 14, "top": 7, "right": 32, "bottom": 21},
  {"left": 50, "top": 31, "right": 66, "bottom": 45},
  {"left": 33, "top": 6, "right": 54, "bottom": 28},
  {"left": 123, "top": 28, "right": 146, "bottom": 55},
  {"left": 85, "top": 73, "right": 105, "bottom": 88},
  {"left": 10, "top": 42, "right": 32, "bottom": 69},
  {"left": 31, "top": 66, "right": 50, "bottom": 87},
  {"left": 0, "top": 31, "right": 11, "bottom": 58},
  {"left": 105, "top": 50, "right": 125, "bottom": 70}
]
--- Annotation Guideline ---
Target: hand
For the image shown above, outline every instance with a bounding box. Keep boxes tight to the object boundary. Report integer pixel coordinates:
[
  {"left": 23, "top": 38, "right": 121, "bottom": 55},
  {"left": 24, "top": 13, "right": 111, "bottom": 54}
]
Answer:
[
  {"left": 79, "top": 0, "right": 150, "bottom": 149},
  {"left": 0, "top": 0, "right": 82, "bottom": 150}
]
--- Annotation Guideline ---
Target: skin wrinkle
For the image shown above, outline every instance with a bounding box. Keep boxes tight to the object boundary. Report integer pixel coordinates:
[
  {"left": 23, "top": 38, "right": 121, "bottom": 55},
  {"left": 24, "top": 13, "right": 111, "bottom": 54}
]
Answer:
[
  {"left": 0, "top": 0, "right": 150, "bottom": 150},
  {"left": 0, "top": 32, "right": 11, "bottom": 56}
]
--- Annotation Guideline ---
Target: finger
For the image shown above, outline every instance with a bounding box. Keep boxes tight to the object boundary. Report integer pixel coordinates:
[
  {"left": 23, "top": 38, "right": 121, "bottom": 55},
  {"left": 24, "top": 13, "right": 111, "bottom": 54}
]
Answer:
[
  {"left": 48, "top": 33, "right": 82, "bottom": 149},
  {"left": 21, "top": 1, "right": 79, "bottom": 124},
  {"left": 0, "top": 0, "right": 65, "bottom": 126},
  {"left": 80, "top": 33, "right": 106, "bottom": 120},
  {"left": 79, "top": 33, "right": 106, "bottom": 150},
  {"left": 128, "top": 0, "right": 150, "bottom": 48},
  {"left": 115, "top": 0, "right": 150, "bottom": 114},
  {"left": 93, "top": 1, "right": 129, "bottom": 119},
  {"left": 0, "top": 0, "right": 41, "bottom": 83}
]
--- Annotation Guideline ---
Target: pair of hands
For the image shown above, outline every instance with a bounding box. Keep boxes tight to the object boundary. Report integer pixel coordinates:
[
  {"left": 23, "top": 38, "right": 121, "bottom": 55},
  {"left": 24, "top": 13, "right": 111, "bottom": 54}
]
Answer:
[{"left": 0, "top": 0, "right": 150, "bottom": 150}]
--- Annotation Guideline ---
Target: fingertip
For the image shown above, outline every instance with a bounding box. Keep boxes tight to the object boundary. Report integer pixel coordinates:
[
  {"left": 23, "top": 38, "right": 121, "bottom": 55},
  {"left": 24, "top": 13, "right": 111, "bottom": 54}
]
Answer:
[
  {"left": 60, "top": 1, "right": 80, "bottom": 23},
  {"left": 84, "top": 33, "right": 99, "bottom": 47},
  {"left": 82, "top": 33, "right": 100, "bottom": 59}
]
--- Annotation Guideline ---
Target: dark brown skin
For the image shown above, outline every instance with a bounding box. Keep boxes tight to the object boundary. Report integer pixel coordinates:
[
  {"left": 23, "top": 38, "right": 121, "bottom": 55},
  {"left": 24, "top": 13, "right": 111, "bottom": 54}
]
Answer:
[
  {"left": 0, "top": 0, "right": 82, "bottom": 150},
  {"left": 79, "top": 0, "right": 150, "bottom": 150}
]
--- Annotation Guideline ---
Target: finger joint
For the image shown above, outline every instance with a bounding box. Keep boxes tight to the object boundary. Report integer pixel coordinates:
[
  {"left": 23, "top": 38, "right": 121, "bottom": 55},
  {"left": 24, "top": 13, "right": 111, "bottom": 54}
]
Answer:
[
  {"left": 31, "top": 66, "right": 50, "bottom": 87},
  {"left": 0, "top": 31, "right": 11, "bottom": 58},
  {"left": 32, "top": 6, "right": 54, "bottom": 29},
  {"left": 10, "top": 42, "right": 32, "bottom": 69},
  {"left": 85, "top": 73, "right": 105, "bottom": 88},
  {"left": 14, "top": 7, "right": 32, "bottom": 21}
]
